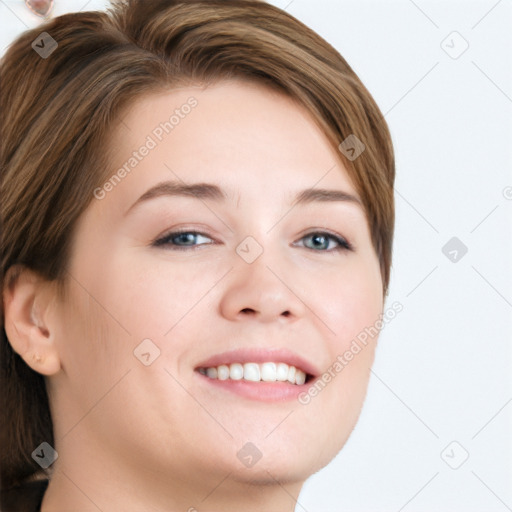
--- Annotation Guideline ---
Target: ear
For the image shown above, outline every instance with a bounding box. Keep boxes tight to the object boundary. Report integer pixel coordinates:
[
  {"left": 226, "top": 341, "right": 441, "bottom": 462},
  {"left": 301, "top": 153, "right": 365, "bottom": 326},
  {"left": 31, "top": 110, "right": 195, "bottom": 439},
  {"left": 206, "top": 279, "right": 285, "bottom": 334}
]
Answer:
[{"left": 3, "top": 265, "right": 61, "bottom": 376}]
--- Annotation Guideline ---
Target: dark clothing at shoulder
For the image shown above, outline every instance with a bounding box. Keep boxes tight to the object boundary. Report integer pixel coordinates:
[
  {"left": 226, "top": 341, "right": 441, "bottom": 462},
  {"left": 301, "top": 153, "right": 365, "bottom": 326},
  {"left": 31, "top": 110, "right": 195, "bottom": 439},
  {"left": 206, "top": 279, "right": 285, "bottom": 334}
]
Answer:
[{"left": 0, "top": 479, "right": 48, "bottom": 512}]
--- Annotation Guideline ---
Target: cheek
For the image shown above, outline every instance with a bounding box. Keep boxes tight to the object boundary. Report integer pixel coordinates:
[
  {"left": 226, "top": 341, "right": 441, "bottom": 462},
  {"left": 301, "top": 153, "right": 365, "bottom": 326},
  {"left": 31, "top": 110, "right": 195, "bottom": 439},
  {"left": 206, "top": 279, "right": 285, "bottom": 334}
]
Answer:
[
  {"left": 296, "top": 250, "right": 382, "bottom": 416},
  {"left": 306, "top": 253, "right": 383, "bottom": 350},
  {"left": 54, "top": 288, "right": 110, "bottom": 366},
  {"left": 110, "top": 256, "right": 218, "bottom": 338},
  {"left": 50, "top": 284, "right": 134, "bottom": 432},
  {"left": 293, "top": 262, "right": 382, "bottom": 466}
]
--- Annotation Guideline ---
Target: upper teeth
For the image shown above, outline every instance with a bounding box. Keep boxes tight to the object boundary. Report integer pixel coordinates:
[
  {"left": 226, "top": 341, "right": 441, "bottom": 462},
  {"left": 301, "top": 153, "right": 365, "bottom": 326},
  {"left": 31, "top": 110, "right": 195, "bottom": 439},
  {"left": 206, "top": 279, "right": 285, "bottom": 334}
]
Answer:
[{"left": 199, "top": 362, "right": 307, "bottom": 385}]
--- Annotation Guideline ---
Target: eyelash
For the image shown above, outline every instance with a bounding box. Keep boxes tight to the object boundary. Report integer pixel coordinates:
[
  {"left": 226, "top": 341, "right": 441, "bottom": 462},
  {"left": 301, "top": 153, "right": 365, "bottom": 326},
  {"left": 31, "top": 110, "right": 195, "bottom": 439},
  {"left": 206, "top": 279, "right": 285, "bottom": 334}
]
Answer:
[{"left": 152, "top": 229, "right": 353, "bottom": 252}]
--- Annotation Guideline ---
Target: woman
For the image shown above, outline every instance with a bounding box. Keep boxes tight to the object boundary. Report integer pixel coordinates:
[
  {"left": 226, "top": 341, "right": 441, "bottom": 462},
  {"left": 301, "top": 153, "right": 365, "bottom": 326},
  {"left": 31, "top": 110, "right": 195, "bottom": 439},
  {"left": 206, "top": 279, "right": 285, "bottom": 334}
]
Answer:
[{"left": 0, "top": 0, "right": 395, "bottom": 510}]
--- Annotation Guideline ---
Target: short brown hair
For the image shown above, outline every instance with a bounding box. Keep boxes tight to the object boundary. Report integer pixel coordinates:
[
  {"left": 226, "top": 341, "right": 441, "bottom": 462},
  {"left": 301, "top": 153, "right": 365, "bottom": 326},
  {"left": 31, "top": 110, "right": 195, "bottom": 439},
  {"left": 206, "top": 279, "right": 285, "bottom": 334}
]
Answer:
[{"left": 0, "top": 0, "right": 394, "bottom": 489}]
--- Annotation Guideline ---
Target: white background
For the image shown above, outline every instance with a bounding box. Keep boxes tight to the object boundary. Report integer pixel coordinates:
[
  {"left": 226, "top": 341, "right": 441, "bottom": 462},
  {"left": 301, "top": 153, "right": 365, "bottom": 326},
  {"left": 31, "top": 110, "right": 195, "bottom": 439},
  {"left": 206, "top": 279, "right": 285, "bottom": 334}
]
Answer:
[{"left": 1, "top": 1, "right": 511, "bottom": 510}]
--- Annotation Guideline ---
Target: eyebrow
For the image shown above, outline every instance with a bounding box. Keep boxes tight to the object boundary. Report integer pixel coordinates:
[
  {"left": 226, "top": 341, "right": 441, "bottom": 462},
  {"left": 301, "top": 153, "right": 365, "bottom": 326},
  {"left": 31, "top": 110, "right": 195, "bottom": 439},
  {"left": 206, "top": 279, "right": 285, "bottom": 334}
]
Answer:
[{"left": 125, "top": 180, "right": 362, "bottom": 216}]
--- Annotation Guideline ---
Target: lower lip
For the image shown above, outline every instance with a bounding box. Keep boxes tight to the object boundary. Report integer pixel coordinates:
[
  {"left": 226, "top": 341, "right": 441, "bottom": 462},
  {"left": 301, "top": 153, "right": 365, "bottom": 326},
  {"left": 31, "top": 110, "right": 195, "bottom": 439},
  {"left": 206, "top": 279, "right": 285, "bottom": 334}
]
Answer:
[{"left": 196, "top": 372, "right": 314, "bottom": 402}]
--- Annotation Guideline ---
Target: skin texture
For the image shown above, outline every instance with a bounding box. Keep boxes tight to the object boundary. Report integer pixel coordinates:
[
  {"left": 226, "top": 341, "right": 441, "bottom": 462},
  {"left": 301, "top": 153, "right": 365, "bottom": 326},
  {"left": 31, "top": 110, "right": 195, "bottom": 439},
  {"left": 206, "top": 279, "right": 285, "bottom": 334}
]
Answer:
[{"left": 4, "top": 80, "right": 384, "bottom": 511}]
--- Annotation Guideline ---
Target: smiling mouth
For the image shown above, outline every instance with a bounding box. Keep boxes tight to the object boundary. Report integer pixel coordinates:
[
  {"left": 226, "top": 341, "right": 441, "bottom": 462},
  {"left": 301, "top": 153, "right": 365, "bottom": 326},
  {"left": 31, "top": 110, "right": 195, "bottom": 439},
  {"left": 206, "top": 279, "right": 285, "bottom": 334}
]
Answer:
[{"left": 196, "top": 361, "right": 314, "bottom": 385}]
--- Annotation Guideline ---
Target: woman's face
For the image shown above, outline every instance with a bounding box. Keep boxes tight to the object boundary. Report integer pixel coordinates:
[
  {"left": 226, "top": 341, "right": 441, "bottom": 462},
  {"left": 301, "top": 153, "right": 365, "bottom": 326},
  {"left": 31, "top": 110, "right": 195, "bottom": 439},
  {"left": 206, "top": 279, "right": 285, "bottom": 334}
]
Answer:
[{"left": 49, "top": 80, "right": 383, "bottom": 500}]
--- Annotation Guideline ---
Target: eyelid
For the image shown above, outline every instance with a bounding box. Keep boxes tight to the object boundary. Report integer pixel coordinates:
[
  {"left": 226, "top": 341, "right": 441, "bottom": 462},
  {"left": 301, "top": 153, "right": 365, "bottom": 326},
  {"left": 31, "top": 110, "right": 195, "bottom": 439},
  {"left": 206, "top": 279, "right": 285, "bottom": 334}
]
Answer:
[
  {"left": 152, "top": 227, "right": 216, "bottom": 248},
  {"left": 153, "top": 227, "right": 353, "bottom": 253},
  {"left": 295, "top": 229, "right": 353, "bottom": 252}
]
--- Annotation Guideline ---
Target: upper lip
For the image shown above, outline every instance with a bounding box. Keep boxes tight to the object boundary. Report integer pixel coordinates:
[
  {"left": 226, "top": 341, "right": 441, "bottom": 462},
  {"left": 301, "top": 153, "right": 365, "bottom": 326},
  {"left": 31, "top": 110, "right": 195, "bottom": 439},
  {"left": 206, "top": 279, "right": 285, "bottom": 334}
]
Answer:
[{"left": 195, "top": 347, "right": 320, "bottom": 377}]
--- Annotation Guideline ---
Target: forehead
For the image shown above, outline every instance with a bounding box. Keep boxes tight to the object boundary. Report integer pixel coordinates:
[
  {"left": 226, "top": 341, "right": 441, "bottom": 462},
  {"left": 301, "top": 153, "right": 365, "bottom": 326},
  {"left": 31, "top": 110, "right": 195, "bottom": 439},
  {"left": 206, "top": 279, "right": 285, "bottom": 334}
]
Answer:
[{"left": 103, "top": 79, "right": 359, "bottom": 210}]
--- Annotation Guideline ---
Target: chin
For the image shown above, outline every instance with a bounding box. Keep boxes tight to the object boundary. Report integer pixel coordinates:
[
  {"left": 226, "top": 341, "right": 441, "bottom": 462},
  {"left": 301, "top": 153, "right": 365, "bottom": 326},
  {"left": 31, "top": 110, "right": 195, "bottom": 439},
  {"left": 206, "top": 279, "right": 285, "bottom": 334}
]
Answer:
[
  {"left": 228, "top": 459, "right": 313, "bottom": 487},
  {"left": 223, "top": 434, "right": 338, "bottom": 486}
]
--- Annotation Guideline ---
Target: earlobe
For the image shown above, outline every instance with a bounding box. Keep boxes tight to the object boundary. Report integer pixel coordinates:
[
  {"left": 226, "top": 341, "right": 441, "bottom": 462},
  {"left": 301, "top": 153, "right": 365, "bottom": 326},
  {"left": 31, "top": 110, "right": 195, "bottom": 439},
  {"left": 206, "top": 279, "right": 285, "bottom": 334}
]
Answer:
[{"left": 3, "top": 265, "right": 62, "bottom": 376}]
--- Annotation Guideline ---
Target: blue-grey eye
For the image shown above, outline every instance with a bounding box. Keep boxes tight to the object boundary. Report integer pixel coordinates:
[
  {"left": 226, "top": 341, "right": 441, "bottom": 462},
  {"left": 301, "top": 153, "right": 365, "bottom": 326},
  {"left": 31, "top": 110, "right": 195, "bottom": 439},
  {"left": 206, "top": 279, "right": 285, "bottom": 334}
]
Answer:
[
  {"left": 153, "top": 229, "right": 352, "bottom": 252},
  {"left": 153, "top": 230, "right": 213, "bottom": 249},
  {"left": 300, "top": 232, "right": 352, "bottom": 252}
]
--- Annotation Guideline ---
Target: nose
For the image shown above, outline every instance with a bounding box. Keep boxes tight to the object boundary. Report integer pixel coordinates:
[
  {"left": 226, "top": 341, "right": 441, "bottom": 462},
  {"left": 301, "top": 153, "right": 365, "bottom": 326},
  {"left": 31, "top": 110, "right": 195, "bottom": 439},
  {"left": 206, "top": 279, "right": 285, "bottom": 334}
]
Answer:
[{"left": 218, "top": 248, "right": 307, "bottom": 324}]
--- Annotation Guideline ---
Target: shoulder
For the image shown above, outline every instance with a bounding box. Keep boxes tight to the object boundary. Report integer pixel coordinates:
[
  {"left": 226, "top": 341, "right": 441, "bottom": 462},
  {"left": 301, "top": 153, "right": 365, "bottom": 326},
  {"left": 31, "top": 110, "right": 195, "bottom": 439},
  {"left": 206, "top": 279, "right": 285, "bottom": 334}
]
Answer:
[{"left": 0, "top": 479, "right": 49, "bottom": 512}]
